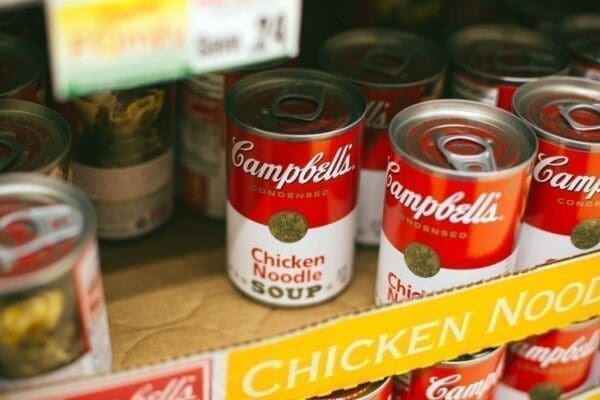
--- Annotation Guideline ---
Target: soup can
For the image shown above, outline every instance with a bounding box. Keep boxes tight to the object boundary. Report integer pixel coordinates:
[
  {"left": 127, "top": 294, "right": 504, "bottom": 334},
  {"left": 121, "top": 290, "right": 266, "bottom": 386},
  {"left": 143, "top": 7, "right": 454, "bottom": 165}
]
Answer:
[
  {"left": 319, "top": 29, "right": 446, "bottom": 245},
  {"left": 561, "top": 14, "right": 600, "bottom": 81},
  {"left": 0, "top": 34, "right": 45, "bottom": 104},
  {"left": 376, "top": 100, "right": 537, "bottom": 304},
  {"left": 309, "top": 378, "right": 392, "bottom": 400},
  {"left": 225, "top": 69, "right": 365, "bottom": 307},
  {"left": 0, "top": 174, "right": 111, "bottom": 390}
]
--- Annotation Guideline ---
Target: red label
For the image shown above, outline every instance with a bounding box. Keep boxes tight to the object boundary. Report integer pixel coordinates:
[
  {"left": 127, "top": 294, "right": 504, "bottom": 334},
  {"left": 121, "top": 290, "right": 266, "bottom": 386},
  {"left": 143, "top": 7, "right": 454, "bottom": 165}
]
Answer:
[
  {"left": 407, "top": 348, "right": 505, "bottom": 400},
  {"left": 381, "top": 151, "right": 531, "bottom": 268},
  {"left": 227, "top": 121, "right": 363, "bottom": 228},
  {"left": 502, "top": 319, "right": 600, "bottom": 394},
  {"left": 524, "top": 139, "right": 600, "bottom": 235},
  {"left": 496, "top": 84, "right": 518, "bottom": 112}
]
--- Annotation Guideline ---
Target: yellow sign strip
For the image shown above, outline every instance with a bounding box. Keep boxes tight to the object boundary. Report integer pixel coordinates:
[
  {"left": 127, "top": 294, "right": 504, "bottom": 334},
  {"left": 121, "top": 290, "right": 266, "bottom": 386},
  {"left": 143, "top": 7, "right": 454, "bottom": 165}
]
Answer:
[{"left": 226, "top": 253, "right": 600, "bottom": 400}]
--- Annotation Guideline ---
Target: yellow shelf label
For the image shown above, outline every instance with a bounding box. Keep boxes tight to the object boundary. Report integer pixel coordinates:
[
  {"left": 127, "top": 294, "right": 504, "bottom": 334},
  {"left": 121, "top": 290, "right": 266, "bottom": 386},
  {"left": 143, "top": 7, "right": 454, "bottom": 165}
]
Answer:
[{"left": 226, "top": 253, "right": 600, "bottom": 400}]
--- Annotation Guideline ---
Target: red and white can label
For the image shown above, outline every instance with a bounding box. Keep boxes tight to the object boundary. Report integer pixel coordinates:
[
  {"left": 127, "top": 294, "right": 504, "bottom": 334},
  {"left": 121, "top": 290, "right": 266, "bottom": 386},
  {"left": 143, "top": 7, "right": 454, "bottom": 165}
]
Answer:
[
  {"left": 357, "top": 83, "right": 442, "bottom": 245},
  {"left": 406, "top": 349, "right": 505, "bottom": 400},
  {"left": 450, "top": 72, "right": 518, "bottom": 111},
  {"left": 226, "top": 124, "right": 361, "bottom": 306},
  {"left": 497, "top": 319, "right": 600, "bottom": 399},
  {"left": 517, "top": 139, "right": 600, "bottom": 269},
  {"left": 376, "top": 150, "right": 528, "bottom": 304}
]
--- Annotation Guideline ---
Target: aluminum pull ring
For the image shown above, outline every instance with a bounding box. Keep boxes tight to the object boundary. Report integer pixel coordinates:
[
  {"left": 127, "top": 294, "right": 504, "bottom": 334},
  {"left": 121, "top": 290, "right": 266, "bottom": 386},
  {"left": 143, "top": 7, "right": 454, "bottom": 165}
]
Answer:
[
  {"left": 361, "top": 46, "right": 412, "bottom": 77},
  {"left": 437, "top": 134, "right": 497, "bottom": 172},
  {"left": 492, "top": 50, "right": 558, "bottom": 74},
  {"left": 0, "top": 205, "right": 84, "bottom": 272},
  {"left": 0, "top": 134, "right": 23, "bottom": 172},
  {"left": 271, "top": 83, "right": 325, "bottom": 122},
  {"left": 559, "top": 103, "right": 600, "bottom": 132}
]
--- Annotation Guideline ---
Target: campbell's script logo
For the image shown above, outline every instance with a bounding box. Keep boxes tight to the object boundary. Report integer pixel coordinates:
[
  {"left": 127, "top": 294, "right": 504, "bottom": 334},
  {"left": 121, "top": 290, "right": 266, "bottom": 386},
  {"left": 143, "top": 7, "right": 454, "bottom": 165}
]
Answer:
[
  {"left": 510, "top": 331, "right": 600, "bottom": 368},
  {"left": 132, "top": 375, "right": 199, "bottom": 400},
  {"left": 425, "top": 362, "right": 503, "bottom": 400},
  {"left": 232, "top": 139, "right": 355, "bottom": 190},
  {"left": 366, "top": 100, "right": 390, "bottom": 130},
  {"left": 534, "top": 154, "right": 600, "bottom": 200},
  {"left": 386, "top": 161, "right": 502, "bottom": 223}
]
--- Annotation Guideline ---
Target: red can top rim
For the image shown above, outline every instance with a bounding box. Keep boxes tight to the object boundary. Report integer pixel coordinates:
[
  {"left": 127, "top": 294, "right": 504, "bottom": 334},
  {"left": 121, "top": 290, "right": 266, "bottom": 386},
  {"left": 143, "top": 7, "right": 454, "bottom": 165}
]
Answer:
[
  {"left": 224, "top": 68, "right": 366, "bottom": 141},
  {"left": 318, "top": 29, "right": 446, "bottom": 88},
  {"left": 389, "top": 99, "right": 537, "bottom": 178},
  {"left": 309, "top": 378, "right": 390, "bottom": 400},
  {"left": 0, "top": 33, "right": 44, "bottom": 97},
  {"left": 513, "top": 77, "right": 600, "bottom": 150},
  {"left": 0, "top": 174, "right": 95, "bottom": 295},
  {"left": 0, "top": 100, "right": 71, "bottom": 173},
  {"left": 561, "top": 14, "right": 600, "bottom": 64},
  {"left": 449, "top": 25, "right": 570, "bottom": 83}
]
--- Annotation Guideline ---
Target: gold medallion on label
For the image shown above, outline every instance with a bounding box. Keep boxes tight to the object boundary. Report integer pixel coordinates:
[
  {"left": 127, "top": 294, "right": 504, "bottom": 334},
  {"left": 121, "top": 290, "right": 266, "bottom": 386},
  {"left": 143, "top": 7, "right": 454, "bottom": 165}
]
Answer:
[
  {"left": 268, "top": 211, "right": 308, "bottom": 243},
  {"left": 528, "top": 382, "right": 562, "bottom": 400},
  {"left": 570, "top": 219, "right": 600, "bottom": 250},
  {"left": 404, "top": 242, "right": 441, "bottom": 278}
]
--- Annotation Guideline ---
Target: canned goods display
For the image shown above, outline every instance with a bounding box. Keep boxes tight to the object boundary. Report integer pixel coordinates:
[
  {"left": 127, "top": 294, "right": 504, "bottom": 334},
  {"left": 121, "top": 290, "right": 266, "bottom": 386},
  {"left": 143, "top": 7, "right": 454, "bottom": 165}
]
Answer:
[
  {"left": 448, "top": 25, "right": 570, "bottom": 111},
  {"left": 225, "top": 68, "right": 365, "bottom": 307},
  {"left": 404, "top": 347, "right": 505, "bottom": 400},
  {"left": 0, "top": 174, "right": 111, "bottom": 390},
  {"left": 0, "top": 34, "right": 45, "bottom": 104},
  {"left": 497, "top": 318, "right": 600, "bottom": 400},
  {"left": 561, "top": 14, "right": 600, "bottom": 82},
  {"left": 0, "top": 100, "right": 71, "bottom": 180},
  {"left": 309, "top": 378, "right": 392, "bottom": 400},
  {"left": 376, "top": 100, "right": 537, "bottom": 304},
  {"left": 60, "top": 85, "right": 174, "bottom": 239},
  {"left": 513, "top": 77, "right": 600, "bottom": 269},
  {"left": 180, "top": 59, "right": 288, "bottom": 219},
  {"left": 319, "top": 29, "right": 446, "bottom": 245}
]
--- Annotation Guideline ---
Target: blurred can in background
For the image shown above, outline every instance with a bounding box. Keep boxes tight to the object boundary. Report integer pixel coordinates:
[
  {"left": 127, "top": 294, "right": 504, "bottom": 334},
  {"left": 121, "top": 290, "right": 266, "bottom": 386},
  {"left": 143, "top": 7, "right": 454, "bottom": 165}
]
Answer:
[
  {"left": 561, "top": 14, "right": 600, "bottom": 81},
  {"left": 0, "top": 34, "right": 46, "bottom": 105},
  {"left": 309, "top": 377, "right": 392, "bottom": 400}
]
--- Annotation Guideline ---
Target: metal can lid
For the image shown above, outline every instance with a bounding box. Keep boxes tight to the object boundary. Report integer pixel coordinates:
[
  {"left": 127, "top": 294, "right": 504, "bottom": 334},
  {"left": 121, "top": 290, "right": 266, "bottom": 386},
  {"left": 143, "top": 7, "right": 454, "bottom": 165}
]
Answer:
[
  {"left": 561, "top": 14, "right": 600, "bottom": 64},
  {"left": 319, "top": 29, "right": 446, "bottom": 88},
  {"left": 0, "top": 174, "right": 95, "bottom": 294},
  {"left": 438, "top": 346, "right": 504, "bottom": 368},
  {"left": 449, "top": 25, "right": 570, "bottom": 83},
  {"left": 513, "top": 77, "right": 600, "bottom": 150},
  {"left": 389, "top": 99, "right": 537, "bottom": 177},
  {"left": 309, "top": 378, "right": 391, "bottom": 400},
  {"left": 225, "top": 68, "right": 366, "bottom": 140},
  {"left": 0, "top": 100, "right": 71, "bottom": 173},
  {"left": 0, "top": 34, "right": 44, "bottom": 97}
]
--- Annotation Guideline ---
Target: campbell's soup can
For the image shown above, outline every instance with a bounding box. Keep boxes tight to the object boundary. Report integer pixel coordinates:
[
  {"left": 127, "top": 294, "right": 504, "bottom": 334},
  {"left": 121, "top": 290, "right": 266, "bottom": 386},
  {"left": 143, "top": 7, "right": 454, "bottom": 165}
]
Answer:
[
  {"left": 561, "top": 14, "right": 600, "bottom": 81},
  {"left": 497, "top": 318, "right": 600, "bottom": 400},
  {"left": 319, "top": 29, "right": 446, "bottom": 245},
  {"left": 0, "top": 100, "right": 71, "bottom": 180},
  {"left": 180, "top": 59, "right": 290, "bottom": 218},
  {"left": 59, "top": 85, "right": 174, "bottom": 239},
  {"left": 448, "top": 25, "right": 570, "bottom": 111},
  {"left": 407, "top": 347, "right": 505, "bottom": 400},
  {"left": 375, "top": 100, "right": 537, "bottom": 304},
  {"left": 0, "top": 34, "right": 45, "bottom": 104},
  {"left": 0, "top": 174, "right": 111, "bottom": 390},
  {"left": 513, "top": 77, "right": 600, "bottom": 269},
  {"left": 392, "top": 374, "right": 411, "bottom": 400},
  {"left": 225, "top": 69, "right": 365, "bottom": 307},
  {"left": 309, "top": 378, "right": 393, "bottom": 400}
]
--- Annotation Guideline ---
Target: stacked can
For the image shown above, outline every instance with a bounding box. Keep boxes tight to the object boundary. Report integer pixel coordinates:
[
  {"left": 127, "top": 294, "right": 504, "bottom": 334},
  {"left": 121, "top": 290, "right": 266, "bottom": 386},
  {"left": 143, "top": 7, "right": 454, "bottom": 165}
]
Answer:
[
  {"left": 58, "top": 85, "right": 174, "bottom": 239},
  {"left": 319, "top": 29, "right": 446, "bottom": 245},
  {"left": 0, "top": 100, "right": 71, "bottom": 180},
  {"left": 309, "top": 378, "right": 392, "bottom": 400},
  {"left": 375, "top": 100, "right": 537, "bottom": 304},
  {"left": 0, "top": 174, "right": 111, "bottom": 390},
  {"left": 179, "top": 59, "right": 289, "bottom": 218},
  {"left": 561, "top": 14, "right": 600, "bottom": 81},
  {"left": 448, "top": 25, "right": 570, "bottom": 111},
  {"left": 225, "top": 69, "right": 365, "bottom": 307},
  {"left": 497, "top": 318, "right": 600, "bottom": 400},
  {"left": 0, "top": 34, "right": 46, "bottom": 104},
  {"left": 402, "top": 347, "right": 505, "bottom": 400},
  {"left": 513, "top": 77, "right": 600, "bottom": 268}
]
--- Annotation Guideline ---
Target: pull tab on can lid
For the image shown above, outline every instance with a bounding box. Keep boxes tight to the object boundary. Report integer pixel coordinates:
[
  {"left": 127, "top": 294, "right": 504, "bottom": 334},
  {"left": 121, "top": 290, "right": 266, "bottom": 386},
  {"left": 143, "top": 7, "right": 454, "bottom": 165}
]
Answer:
[
  {"left": 225, "top": 69, "right": 366, "bottom": 138},
  {"left": 0, "top": 204, "right": 83, "bottom": 272},
  {"left": 513, "top": 77, "right": 600, "bottom": 149},
  {"left": 389, "top": 99, "right": 537, "bottom": 177},
  {"left": 319, "top": 29, "right": 445, "bottom": 87}
]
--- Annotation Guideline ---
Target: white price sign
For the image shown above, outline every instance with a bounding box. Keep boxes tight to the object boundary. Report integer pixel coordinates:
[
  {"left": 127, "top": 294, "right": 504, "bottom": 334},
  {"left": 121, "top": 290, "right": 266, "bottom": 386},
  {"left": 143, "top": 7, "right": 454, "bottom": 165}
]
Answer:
[{"left": 188, "top": 0, "right": 301, "bottom": 73}]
